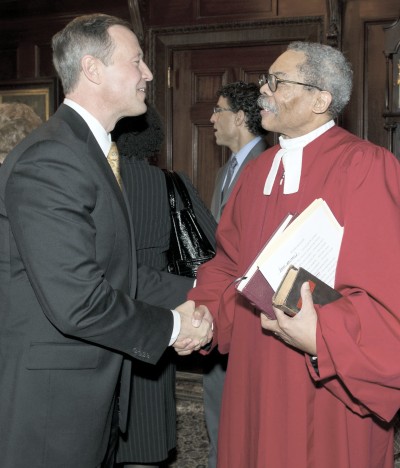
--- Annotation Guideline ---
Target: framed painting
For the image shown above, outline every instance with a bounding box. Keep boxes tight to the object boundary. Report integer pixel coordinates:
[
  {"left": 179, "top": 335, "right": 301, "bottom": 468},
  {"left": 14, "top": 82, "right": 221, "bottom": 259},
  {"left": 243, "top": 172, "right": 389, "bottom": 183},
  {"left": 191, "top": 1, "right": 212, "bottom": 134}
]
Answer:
[{"left": 0, "top": 78, "right": 60, "bottom": 121}]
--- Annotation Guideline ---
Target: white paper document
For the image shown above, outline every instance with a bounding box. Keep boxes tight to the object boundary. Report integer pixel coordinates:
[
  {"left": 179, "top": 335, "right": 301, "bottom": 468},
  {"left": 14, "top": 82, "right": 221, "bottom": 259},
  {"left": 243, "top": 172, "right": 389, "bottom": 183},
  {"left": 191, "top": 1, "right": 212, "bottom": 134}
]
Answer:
[
  {"left": 258, "top": 199, "right": 344, "bottom": 291},
  {"left": 236, "top": 212, "right": 294, "bottom": 292}
]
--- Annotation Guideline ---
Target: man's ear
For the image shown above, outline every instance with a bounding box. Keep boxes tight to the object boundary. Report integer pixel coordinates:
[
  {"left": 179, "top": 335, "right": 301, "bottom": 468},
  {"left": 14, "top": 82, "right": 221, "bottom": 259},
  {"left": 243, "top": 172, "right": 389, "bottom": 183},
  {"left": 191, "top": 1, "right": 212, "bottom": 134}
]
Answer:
[
  {"left": 313, "top": 90, "right": 332, "bottom": 115},
  {"left": 81, "top": 55, "right": 101, "bottom": 84},
  {"left": 235, "top": 109, "right": 245, "bottom": 126}
]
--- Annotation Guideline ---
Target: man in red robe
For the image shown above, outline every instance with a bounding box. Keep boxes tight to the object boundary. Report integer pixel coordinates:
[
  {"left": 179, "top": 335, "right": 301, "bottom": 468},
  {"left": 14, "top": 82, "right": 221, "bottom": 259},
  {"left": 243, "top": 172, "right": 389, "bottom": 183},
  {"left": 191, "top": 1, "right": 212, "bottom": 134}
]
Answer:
[{"left": 189, "top": 41, "right": 400, "bottom": 468}]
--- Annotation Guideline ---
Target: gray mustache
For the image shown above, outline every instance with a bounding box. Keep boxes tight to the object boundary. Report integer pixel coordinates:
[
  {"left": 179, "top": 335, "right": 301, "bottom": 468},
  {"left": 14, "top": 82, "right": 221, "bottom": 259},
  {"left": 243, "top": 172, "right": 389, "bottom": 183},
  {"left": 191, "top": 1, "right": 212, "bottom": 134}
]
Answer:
[
  {"left": 257, "top": 95, "right": 277, "bottom": 114},
  {"left": 257, "top": 95, "right": 269, "bottom": 109}
]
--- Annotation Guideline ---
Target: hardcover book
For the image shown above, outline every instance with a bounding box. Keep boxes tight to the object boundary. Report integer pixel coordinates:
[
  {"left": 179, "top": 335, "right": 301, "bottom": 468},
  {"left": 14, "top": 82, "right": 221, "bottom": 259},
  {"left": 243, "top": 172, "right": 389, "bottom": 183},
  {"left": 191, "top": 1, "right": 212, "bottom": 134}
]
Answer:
[
  {"left": 236, "top": 198, "right": 343, "bottom": 318},
  {"left": 272, "top": 265, "right": 342, "bottom": 316},
  {"left": 240, "top": 268, "right": 276, "bottom": 319}
]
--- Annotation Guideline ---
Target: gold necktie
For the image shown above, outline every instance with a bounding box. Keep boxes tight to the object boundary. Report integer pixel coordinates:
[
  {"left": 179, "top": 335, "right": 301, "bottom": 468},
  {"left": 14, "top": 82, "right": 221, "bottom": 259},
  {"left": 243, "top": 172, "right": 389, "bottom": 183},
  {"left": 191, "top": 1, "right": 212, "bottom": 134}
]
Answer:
[{"left": 107, "top": 142, "right": 123, "bottom": 189}]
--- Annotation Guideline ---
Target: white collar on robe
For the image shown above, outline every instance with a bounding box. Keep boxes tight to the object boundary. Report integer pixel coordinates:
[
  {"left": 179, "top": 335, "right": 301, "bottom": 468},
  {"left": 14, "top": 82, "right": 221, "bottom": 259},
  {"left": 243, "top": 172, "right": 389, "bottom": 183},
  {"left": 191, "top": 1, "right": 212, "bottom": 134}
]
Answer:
[{"left": 263, "top": 120, "right": 335, "bottom": 195}]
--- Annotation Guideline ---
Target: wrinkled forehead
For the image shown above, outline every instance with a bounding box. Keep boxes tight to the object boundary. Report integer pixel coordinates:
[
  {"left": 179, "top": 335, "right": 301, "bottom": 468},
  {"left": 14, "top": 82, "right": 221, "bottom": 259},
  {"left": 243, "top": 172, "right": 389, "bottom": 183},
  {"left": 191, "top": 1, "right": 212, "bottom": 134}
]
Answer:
[{"left": 270, "top": 50, "right": 306, "bottom": 78}]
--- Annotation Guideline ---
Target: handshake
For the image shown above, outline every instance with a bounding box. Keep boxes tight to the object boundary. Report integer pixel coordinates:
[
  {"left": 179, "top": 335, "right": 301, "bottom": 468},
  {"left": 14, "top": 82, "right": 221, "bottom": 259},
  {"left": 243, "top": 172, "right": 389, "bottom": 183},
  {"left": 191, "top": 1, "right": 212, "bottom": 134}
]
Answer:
[{"left": 172, "top": 300, "right": 213, "bottom": 356}]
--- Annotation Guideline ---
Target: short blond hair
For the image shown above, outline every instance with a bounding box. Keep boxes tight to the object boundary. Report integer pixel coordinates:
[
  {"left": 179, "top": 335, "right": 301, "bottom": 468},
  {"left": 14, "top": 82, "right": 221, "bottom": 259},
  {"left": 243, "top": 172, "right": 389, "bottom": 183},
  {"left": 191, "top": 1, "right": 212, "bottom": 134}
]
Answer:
[{"left": 0, "top": 102, "right": 42, "bottom": 164}]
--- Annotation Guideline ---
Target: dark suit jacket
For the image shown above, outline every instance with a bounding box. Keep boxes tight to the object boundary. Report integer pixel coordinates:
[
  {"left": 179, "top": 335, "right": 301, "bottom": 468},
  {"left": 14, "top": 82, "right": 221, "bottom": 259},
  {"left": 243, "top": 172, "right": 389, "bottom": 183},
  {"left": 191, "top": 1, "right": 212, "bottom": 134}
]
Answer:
[
  {"left": 210, "top": 138, "right": 268, "bottom": 221},
  {"left": 0, "top": 104, "right": 188, "bottom": 468},
  {"left": 116, "top": 157, "right": 217, "bottom": 463}
]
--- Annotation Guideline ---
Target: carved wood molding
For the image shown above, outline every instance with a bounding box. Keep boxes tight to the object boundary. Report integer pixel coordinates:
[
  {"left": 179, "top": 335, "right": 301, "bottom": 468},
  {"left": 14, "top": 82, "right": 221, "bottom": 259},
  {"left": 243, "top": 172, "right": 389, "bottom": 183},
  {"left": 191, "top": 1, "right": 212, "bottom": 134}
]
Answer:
[
  {"left": 383, "top": 18, "right": 400, "bottom": 157},
  {"left": 326, "top": 0, "right": 343, "bottom": 49},
  {"left": 148, "top": 15, "right": 325, "bottom": 41},
  {"left": 127, "top": 0, "right": 144, "bottom": 43}
]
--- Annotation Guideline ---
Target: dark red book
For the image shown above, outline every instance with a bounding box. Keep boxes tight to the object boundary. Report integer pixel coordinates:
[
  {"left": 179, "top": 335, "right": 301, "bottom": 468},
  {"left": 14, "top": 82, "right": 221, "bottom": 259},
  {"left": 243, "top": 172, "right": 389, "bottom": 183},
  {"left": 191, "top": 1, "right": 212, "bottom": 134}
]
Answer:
[
  {"left": 240, "top": 268, "right": 277, "bottom": 319},
  {"left": 236, "top": 212, "right": 294, "bottom": 319}
]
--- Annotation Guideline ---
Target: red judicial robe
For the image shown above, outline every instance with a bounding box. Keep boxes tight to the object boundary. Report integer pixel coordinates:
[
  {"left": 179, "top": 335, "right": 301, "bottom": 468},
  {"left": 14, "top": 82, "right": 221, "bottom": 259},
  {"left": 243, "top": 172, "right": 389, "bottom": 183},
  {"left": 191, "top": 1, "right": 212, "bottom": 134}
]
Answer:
[{"left": 189, "top": 125, "right": 400, "bottom": 468}]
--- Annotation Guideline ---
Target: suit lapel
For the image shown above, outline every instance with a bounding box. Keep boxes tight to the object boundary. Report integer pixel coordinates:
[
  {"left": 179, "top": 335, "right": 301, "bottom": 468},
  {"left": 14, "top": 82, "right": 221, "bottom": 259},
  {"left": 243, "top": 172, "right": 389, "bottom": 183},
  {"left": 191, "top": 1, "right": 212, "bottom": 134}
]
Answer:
[
  {"left": 57, "top": 105, "right": 136, "bottom": 291},
  {"left": 58, "top": 105, "right": 131, "bottom": 230},
  {"left": 220, "top": 139, "right": 268, "bottom": 211},
  {"left": 210, "top": 165, "right": 226, "bottom": 220}
]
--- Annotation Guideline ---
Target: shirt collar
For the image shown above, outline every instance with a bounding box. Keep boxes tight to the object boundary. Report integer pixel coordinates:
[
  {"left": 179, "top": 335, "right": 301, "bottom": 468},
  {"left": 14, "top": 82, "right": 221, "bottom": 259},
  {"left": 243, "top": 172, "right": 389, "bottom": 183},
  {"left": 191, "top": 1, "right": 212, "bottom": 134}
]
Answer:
[
  {"left": 234, "top": 136, "right": 262, "bottom": 168},
  {"left": 64, "top": 98, "right": 111, "bottom": 156}
]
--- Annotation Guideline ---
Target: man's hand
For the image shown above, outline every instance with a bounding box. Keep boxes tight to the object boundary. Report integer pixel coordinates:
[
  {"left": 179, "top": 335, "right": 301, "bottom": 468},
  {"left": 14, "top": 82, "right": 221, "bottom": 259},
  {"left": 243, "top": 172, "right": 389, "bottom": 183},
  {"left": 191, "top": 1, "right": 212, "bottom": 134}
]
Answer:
[
  {"left": 260, "top": 282, "right": 317, "bottom": 355},
  {"left": 173, "top": 300, "right": 213, "bottom": 355}
]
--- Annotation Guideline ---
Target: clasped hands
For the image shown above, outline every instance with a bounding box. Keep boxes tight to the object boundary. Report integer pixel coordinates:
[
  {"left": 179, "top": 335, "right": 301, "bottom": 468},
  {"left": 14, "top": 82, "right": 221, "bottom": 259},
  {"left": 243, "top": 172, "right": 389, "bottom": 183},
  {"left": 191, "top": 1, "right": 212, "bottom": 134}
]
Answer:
[
  {"left": 260, "top": 282, "right": 317, "bottom": 356},
  {"left": 173, "top": 300, "right": 213, "bottom": 356}
]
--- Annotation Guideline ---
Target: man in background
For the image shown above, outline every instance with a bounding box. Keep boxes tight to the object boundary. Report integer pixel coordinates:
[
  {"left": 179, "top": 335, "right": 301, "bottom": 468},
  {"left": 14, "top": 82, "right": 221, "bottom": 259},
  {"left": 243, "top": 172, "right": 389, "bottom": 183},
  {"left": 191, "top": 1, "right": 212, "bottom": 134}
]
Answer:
[
  {"left": 205, "top": 81, "right": 268, "bottom": 468},
  {"left": 0, "top": 14, "right": 211, "bottom": 468}
]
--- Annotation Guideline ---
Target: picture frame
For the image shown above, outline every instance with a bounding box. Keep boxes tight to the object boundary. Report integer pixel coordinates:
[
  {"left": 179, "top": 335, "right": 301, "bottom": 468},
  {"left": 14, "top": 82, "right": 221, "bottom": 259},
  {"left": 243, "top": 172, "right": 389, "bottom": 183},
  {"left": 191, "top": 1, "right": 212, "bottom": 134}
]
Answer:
[{"left": 0, "top": 78, "right": 61, "bottom": 121}]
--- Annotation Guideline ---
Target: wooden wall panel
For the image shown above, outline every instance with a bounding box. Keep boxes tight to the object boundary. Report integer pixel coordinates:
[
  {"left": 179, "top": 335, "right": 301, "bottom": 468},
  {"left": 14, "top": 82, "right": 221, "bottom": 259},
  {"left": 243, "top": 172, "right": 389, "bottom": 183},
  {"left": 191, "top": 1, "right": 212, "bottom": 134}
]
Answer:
[
  {"left": 342, "top": 0, "right": 399, "bottom": 145},
  {"left": 195, "top": 0, "right": 276, "bottom": 20},
  {"left": 364, "top": 21, "right": 395, "bottom": 149},
  {"left": 147, "top": 0, "right": 324, "bottom": 27},
  {"left": 0, "top": 0, "right": 131, "bottom": 91},
  {"left": 0, "top": 0, "right": 398, "bottom": 160},
  {"left": 0, "top": 47, "right": 17, "bottom": 81}
]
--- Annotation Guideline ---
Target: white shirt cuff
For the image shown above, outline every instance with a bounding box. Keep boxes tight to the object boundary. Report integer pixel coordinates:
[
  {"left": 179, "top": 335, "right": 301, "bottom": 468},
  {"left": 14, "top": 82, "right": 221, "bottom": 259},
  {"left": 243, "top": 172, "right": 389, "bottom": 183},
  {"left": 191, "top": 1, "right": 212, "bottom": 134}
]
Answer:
[{"left": 169, "top": 309, "right": 181, "bottom": 345}]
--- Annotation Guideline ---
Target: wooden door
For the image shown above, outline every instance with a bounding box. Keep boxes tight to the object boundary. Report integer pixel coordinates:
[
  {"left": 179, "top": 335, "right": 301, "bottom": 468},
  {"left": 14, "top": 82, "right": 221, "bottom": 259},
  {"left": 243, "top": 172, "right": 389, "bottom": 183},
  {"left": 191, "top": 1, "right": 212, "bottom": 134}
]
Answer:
[{"left": 170, "top": 44, "right": 285, "bottom": 209}]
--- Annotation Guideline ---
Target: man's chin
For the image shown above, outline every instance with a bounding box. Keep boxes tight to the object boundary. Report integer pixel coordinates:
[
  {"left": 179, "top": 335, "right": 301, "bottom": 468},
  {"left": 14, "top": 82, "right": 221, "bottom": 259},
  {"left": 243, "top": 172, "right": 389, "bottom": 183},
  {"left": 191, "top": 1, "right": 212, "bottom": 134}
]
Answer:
[{"left": 127, "top": 102, "right": 147, "bottom": 117}]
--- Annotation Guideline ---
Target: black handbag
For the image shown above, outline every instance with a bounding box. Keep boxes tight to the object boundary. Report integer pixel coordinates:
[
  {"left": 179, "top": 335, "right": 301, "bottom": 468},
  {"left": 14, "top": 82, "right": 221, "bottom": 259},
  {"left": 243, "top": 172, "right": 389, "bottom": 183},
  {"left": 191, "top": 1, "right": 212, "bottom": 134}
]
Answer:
[{"left": 163, "top": 170, "right": 215, "bottom": 278}]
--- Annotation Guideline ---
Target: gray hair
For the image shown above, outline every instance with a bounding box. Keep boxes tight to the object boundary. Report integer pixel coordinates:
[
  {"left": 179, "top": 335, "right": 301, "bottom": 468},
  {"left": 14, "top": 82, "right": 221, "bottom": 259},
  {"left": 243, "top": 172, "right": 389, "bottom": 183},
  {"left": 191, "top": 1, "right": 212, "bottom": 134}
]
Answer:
[
  {"left": 52, "top": 14, "right": 132, "bottom": 94},
  {"left": 287, "top": 41, "right": 353, "bottom": 118}
]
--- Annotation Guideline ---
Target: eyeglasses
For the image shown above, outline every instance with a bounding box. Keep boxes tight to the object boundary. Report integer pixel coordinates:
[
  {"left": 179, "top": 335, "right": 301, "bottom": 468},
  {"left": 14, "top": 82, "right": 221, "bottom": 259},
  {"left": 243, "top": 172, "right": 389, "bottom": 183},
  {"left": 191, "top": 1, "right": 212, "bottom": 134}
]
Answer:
[
  {"left": 258, "top": 73, "right": 323, "bottom": 93},
  {"left": 213, "top": 106, "right": 233, "bottom": 114}
]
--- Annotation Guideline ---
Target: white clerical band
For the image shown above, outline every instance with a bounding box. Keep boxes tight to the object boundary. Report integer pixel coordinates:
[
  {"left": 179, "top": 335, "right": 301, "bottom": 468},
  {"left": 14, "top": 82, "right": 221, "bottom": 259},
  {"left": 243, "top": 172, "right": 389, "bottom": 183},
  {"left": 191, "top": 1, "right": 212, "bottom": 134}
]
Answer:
[{"left": 264, "top": 120, "right": 335, "bottom": 196}]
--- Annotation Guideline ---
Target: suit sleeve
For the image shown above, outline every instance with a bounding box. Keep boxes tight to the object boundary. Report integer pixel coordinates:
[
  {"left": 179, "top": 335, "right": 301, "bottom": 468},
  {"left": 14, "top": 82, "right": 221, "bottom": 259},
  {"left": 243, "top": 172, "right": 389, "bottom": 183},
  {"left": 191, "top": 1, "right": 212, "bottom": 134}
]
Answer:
[
  {"left": 5, "top": 140, "right": 172, "bottom": 364},
  {"left": 136, "top": 264, "right": 193, "bottom": 309}
]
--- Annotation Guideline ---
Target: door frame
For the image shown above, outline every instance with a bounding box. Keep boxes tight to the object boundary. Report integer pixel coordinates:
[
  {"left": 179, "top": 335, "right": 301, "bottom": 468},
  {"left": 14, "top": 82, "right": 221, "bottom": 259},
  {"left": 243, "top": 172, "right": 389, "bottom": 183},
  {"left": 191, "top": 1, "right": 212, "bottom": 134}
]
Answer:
[{"left": 147, "top": 17, "right": 325, "bottom": 169}]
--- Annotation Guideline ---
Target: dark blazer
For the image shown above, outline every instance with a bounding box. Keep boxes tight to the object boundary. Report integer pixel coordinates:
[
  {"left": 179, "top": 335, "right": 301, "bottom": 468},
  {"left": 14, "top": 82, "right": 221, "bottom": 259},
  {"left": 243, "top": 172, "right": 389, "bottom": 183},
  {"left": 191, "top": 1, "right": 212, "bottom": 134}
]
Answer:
[
  {"left": 210, "top": 138, "right": 268, "bottom": 221},
  {"left": 0, "top": 104, "right": 188, "bottom": 468},
  {"left": 116, "top": 157, "right": 217, "bottom": 463}
]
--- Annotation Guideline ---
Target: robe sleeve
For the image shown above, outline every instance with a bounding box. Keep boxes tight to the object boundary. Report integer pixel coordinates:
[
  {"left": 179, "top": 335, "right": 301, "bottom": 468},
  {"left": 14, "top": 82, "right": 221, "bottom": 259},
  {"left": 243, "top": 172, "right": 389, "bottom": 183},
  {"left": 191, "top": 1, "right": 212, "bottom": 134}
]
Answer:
[
  {"left": 308, "top": 143, "right": 400, "bottom": 423},
  {"left": 188, "top": 169, "right": 247, "bottom": 354}
]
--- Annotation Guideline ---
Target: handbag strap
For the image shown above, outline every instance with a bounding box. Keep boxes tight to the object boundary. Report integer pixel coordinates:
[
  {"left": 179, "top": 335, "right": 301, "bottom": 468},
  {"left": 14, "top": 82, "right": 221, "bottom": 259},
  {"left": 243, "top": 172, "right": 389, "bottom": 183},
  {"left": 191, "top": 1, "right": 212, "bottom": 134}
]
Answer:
[
  {"left": 163, "top": 170, "right": 195, "bottom": 215},
  {"left": 163, "top": 169, "right": 178, "bottom": 212}
]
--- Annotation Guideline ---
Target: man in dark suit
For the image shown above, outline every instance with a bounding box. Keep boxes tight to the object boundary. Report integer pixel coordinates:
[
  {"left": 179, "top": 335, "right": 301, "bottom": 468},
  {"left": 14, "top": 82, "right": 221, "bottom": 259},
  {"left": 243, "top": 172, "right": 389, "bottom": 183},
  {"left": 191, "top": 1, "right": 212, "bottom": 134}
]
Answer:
[
  {"left": 206, "top": 81, "right": 268, "bottom": 468},
  {"left": 0, "top": 14, "right": 211, "bottom": 468}
]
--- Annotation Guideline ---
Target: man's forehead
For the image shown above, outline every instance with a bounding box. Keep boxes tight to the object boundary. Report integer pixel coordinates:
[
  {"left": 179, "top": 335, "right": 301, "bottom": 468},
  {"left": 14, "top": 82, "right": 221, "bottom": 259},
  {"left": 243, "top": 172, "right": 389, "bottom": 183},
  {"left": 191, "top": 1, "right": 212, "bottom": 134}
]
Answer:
[
  {"left": 109, "top": 25, "right": 143, "bottom": 56},
  {"left": 270, "top": 50, "right": 304, "bottom": 76},
  {"left": 217, "top": 96, "right": 229, "bottom": 105}
]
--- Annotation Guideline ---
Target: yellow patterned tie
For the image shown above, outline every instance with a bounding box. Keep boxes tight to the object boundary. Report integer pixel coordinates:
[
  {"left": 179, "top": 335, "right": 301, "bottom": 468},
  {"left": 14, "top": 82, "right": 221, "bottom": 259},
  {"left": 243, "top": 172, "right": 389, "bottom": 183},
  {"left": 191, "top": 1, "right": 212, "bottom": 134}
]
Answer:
[{"left": 107, "top": 142, "right": 123, "bottom": 189}]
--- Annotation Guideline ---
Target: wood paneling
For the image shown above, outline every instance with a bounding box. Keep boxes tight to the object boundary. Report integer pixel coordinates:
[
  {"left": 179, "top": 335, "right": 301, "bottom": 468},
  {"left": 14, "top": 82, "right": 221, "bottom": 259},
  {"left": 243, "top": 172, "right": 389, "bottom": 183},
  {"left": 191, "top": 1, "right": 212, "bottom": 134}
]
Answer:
[
  {"left": 147, "top": 0, "right": 324, "bottom": 27},
  {"left": 194, "top": 0, "right": 276, "bottom": 20},
  {"left": 341, "top": 0, "right": 399, "bottom": 144},
  {"left": 0, "top": 0, "right": 131, "bottom": 87},
  {"left": 171, "top": 44, "right": 286, "bottom": 207},
  {"left": 364, "top": 21, "right": 394, "bottom": 149},
  {"left": 0, "top": 0, "right": 398, "bottom": 176},
  {"left": 148, "top": 16, "right": 324, "bottom": 203}
]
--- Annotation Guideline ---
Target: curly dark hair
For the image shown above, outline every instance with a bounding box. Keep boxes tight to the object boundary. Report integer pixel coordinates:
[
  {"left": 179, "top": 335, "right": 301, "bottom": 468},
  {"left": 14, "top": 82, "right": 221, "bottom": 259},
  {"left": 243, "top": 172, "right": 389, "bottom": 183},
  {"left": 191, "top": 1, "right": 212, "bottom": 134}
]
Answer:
[
  {"left": 111, "top": 103, "right": 165, "bottom": 161},
  {"left": 217, "top": 81, "right": 267, "bottom": 136}
]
